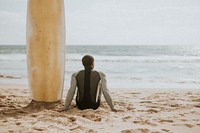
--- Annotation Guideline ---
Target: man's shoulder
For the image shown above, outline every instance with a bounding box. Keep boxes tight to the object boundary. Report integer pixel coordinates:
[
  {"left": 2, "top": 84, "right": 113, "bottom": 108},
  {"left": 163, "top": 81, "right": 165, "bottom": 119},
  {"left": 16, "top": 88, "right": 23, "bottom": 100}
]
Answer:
[
  {"left": 72, "top": 71, "right": 80, "bottom": 77},
  {"left": 97, "top": 71, "right": 106, "bottom": 77}
]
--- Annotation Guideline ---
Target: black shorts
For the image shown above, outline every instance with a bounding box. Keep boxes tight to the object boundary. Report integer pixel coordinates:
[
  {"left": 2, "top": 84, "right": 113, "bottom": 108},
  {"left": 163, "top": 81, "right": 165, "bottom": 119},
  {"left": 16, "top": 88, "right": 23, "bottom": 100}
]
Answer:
[{"left": 76, "top": 99, "right": 100, "bottom": 110}]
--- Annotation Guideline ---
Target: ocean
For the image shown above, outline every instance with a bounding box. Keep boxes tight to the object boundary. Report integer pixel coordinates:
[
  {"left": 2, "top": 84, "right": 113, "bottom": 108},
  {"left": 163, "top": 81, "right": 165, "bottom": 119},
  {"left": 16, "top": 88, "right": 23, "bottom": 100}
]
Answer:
[{"left": 0, "top": 45, "right": 200, "bottom": 89}]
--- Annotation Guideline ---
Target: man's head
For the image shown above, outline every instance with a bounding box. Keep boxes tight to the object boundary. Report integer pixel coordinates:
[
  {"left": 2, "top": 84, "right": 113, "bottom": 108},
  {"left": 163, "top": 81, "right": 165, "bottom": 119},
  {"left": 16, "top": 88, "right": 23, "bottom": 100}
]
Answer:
[{"left": 82, "top": 55, "right": 94, "bottom": 69}]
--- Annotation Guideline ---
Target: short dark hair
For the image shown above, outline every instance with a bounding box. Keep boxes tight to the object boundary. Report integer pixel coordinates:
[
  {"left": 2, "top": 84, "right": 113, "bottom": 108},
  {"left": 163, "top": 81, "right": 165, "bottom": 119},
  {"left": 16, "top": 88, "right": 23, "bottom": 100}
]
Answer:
[{"left": 82, "top": 55, "right": 94, "bottom": 67}]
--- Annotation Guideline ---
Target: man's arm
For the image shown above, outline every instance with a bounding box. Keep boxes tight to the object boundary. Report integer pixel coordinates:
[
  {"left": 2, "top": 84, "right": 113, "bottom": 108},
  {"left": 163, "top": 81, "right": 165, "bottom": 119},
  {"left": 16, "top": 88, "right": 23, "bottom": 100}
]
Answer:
[
  {"left": 100, "top": 72, "right": 116, "bottom": 111},
  {"left": 63, "top": 73, "right": 77, "bottom": 110}
]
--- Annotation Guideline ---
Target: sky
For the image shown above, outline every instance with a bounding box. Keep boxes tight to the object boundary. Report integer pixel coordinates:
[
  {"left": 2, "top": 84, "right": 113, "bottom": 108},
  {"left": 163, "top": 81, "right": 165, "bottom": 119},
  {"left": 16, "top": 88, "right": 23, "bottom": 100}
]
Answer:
[{"left": 0, "top": 0, "right": 200, "bottom": 45}]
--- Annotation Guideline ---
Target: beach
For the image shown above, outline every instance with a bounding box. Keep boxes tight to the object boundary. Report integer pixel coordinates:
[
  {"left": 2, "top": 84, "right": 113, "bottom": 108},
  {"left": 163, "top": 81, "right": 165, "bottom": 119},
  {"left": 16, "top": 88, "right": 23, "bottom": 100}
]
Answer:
[
  {"left": 1, "top": 0, "right": 200, "bottom": 132},
  {"left": 0, "top": 85, "right": 200, "bottom": 133},
  {"left": 1, "top": 45, "right": 200, "bottom": 132}
]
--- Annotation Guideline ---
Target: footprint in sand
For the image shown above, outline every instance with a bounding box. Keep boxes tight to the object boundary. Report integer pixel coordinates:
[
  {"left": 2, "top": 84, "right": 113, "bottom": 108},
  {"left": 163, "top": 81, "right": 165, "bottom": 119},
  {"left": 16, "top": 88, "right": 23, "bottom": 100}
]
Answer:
[
  {"left": 140, "top": 101, "right": 152, "bottom": 104},
  {"left": 146, "top": 109, "right": 159, "bottom": 113},
  {"left": 179, "top": 114, "right": 185, "bottom": 116},
  {"left": 193, "top": 119, "right": 200, "bottom": 122},
  {"left": 133, "top": 119, "right": 157, "bottom": 127},
  {"left": 70, "top": 127, "right": 97, "bottom": 132},
  {"left": 61, "top": 121, "right": 69, "bottom": 126},
  {"left": 146, "top": 105, "right": 159, "bottom": 109},
  {"left": 31, "top": 114, "right": 37, "bottom": 118},
  {"left": 0, "top": 104, "right": 7, "bottom": 107},
  {"left": 168, "top": 104, "right": 179, "bottom": 107},
  {"left": 87, "top": 129, "right": 97, "bottom": 133},
  {"left": 130, "top": 92, "right": 141, "bottom": 95},
  {"left": 15, "top": 122, "right": 21, "bottom": 125},
  {"left": 123, "top": 116, "right": 132, "bottom": 119},
  {"left": 2, "top": 120, "right": 8, "bottom": 123},
  {"left": 191, "top": 98, "right": 200, "bottom": 102},
  {"left": 0, "top": 95, "right": 6, "bottom": 99},
  {"left": 180, "top": 119, "right": 187, "bottom": 122},
  {"left": 121, "top": 128, "right": 150, "bottom": 133},
  {"left": 82, "top": 114, "right": 101, "bottom": 122},
  {"left": 161, "top": 129, "right": 170, "bottom": 132},
  {"left": 172, "top": 124, "right": 194, "bottom": 128},
  {"left": 159, "top": 119, "right": 174, "bottom": 123},
  {"left": 69, "top": 117, "right": 76, "bottom": 122},
  {"left": 70, "top": 126, "right": 83, "bottom": 131},
  {"left": 33, "top": 127, "right": 44, "bottom": 131},
  {"left": 196, "top": 124, "right": 200, "bottom": 127},
  {"left": 194, "top": 104, "right": 200, "bottom": 108},
  {"left": 184, "top": 124, "right": 194, "bottom": 128},
  {"left": 123, "top": 116, "right": 132, "bottom": 121},
  {"left": 126, "top": 105, "right": 135, "bottom": 111}
]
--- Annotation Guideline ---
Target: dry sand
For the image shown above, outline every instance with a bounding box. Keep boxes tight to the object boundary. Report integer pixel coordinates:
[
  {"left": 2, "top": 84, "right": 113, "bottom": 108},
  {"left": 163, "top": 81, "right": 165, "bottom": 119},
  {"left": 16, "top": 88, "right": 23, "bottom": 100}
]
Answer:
[{"left": 0, "top": 85, "right": 200, "bottom": 133}]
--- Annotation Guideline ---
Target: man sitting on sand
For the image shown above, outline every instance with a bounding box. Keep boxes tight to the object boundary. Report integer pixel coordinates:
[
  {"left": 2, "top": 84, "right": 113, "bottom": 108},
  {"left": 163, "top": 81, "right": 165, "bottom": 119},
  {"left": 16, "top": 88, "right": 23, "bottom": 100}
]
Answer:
[{"left": 63, "top": 55, "right": 117, "bottom": 112}]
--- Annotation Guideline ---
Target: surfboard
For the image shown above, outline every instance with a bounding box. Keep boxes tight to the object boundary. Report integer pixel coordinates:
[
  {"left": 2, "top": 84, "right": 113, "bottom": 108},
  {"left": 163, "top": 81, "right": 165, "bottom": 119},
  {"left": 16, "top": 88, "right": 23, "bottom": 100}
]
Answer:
[{"left": 26, "top": 0, "right": 66, "bottom": 102}]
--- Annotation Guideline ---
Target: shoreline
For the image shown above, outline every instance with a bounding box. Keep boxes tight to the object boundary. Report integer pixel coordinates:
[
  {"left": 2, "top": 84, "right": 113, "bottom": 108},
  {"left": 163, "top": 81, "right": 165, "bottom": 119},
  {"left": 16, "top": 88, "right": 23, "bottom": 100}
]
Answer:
[
  {"left": 0, "top": 85, "right": 200, "bottom": 132},
  {"left": 0, "top": 83, "right": 199, "bottom": 91}
]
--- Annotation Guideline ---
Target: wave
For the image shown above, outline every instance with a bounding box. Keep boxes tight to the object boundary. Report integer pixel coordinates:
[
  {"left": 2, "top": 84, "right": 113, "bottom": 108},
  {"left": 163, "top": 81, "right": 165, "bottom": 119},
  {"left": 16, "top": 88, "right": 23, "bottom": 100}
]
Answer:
[
  {"left": 129, "top": 76, "right": 200, "bottom": 85},
  {"left": 0, "top": 54, "right": 26, "bottom": 61},
  {"left": 66, "top": 55, "right": 200, "bottom": 63},
  {"left": 0, "top": 74, "right": 23, "bottom": 79},
  {"left": 1, "top": 53, "right": 200, "bottom": 64}
]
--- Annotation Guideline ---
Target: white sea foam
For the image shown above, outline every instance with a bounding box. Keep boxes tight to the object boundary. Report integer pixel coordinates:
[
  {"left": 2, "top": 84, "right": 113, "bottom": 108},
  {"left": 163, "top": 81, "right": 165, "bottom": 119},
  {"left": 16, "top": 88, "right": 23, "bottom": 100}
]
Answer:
[{"left": 0, "top": 54, "right": 26, "bottom": 61}]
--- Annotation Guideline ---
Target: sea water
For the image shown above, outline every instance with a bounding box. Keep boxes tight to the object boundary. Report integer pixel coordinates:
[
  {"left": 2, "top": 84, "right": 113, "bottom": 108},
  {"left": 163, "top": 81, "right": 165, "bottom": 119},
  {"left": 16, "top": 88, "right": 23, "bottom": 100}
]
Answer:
[{"left": 0, "top": 45, "right": 200, "bottom": 89}]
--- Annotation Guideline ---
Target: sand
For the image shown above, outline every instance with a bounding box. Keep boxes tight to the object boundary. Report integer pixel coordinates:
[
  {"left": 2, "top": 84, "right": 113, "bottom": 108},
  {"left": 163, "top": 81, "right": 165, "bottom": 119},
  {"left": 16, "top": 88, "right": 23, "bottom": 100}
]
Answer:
[{"left": 0, "top": 85, "right": 200, "bottom": 133}]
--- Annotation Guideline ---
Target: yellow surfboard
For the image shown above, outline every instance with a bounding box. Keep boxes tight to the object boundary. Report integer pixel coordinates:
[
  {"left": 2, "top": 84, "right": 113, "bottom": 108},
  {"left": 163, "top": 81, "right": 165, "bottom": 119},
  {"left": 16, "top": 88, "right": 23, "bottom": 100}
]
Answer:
[{"left": 26, "top": 0, "right": 65, "bottom": 102}]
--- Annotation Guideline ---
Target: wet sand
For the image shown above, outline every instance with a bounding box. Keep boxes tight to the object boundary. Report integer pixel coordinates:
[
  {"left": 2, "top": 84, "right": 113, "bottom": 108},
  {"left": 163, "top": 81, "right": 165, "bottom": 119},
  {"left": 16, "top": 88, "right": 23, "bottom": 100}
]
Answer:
[{"left": 0, "top": 85, "right": 200, "bottom": 133}]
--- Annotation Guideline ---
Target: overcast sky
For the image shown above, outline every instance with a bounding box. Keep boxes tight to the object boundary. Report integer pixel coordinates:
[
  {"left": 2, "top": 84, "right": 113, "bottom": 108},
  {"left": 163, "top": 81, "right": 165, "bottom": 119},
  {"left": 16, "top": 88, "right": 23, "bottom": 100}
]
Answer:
[{"left": 0, "top": 0, "right": 200, "bottom": 45}]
